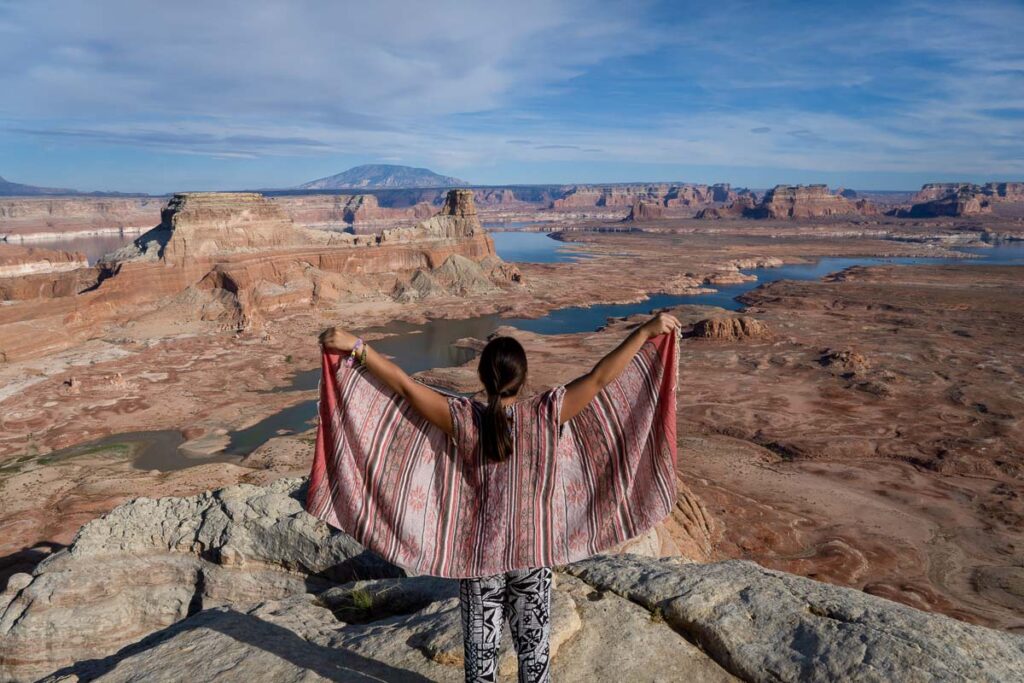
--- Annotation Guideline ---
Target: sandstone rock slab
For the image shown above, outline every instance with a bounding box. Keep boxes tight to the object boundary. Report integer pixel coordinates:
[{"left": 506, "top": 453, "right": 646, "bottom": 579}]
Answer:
[{"left": 565, "top": 555, "right": 1024, "bottom": 682}]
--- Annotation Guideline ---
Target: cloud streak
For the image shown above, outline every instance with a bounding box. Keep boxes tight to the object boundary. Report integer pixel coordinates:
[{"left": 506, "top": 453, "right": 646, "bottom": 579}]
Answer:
[{"left": 0, "top": 0, "right": 1021, "bottom": 191}]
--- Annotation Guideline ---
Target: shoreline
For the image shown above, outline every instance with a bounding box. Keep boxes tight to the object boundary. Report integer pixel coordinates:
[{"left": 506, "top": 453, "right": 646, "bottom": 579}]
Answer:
[{"left": 0, "top": 225, "right": 150, "bottom": 243}]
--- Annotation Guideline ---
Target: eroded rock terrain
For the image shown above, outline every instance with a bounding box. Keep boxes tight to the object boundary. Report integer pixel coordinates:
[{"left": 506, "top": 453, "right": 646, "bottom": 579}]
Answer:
[{"left": 1, "top": 186, "right": 1023, "bottom": 678}]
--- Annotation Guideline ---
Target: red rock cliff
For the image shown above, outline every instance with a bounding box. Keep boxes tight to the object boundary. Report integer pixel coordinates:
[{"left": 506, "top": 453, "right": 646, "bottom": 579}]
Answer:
[
  {"left": 901, "top": 181, "right": 1024, "bottom": 217},
  {"left": 701, "top": 185, "right": 877, "bottom": 219},
  {"left": 0, "top": 191, "right": 517, "bottom": 361}
]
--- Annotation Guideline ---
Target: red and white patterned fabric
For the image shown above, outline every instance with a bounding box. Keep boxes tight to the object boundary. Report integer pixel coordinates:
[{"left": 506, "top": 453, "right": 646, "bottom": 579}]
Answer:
[{"left": 305, "top": 332, "right": 678, "bottom": 579}]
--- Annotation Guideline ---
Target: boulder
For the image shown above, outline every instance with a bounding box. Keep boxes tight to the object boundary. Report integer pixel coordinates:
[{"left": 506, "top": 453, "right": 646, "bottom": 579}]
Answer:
[
  {"left": 819, "top": 348, "right": 870, "bottom": 375},
  {"left": 0, "top": 478, "right": 399, "bottom": 681}
]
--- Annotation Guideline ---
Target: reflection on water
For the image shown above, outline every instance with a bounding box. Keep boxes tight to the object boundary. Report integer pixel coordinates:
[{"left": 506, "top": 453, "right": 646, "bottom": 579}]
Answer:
[
  {"left": 955, "top": 244, "right": 1024, "bottom": 264},
  {"left": 483, "top": 221, "right": 537, "bottom": 230},
  {"left": 488, "top": 232, "right": 587, "bottom": 263},
  {"left": 14, "top": 430, "right": 244, "bottom": 473},
  {"left": 1, "top": 232, "right": 136, "bottom": 265}
]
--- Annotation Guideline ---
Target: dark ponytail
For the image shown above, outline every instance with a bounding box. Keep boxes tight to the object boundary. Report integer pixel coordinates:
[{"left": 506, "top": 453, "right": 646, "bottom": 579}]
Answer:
[{"left": 478, "top": 336, "right": 527, "bottom": 461}]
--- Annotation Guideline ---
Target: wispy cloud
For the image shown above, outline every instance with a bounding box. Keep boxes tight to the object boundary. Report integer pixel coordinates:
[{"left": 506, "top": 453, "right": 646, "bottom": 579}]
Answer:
[{"left": 0, "top": 0, "right": 1021, "bottom": 191}]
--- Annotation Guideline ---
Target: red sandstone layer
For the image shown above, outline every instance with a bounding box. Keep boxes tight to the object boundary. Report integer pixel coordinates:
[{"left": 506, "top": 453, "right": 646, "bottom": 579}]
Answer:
[{"left": 0, "top": 189, "right": 517, "bottom": 361}]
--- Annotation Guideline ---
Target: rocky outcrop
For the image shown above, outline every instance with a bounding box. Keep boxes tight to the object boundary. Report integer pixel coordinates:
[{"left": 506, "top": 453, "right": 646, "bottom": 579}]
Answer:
[
  {"left": 564, "top": 555, "right": 1024, "bottom": 683},
  {"left": 666, "top": 184, "right": 733, "bottom": 207},
  {"left": 688, "top": 316, "right": 771, "bottom": 341},
  {"left": 900, "top": 188, "right": 991, "bottom": 218},
  {"left": 911, "top": 182, "right": 1024, "bottom": 204},
  {"left": 899, "top": 182, "right": 1024, "bottom": 217},
  {"left": 2, "top": 479, "right": 1020, "bottom": 682},
  {"left": 623, "top": 200, "right": 665, "bottom": 221},
  {"left": 819, "top": 348, "right": 870, "bottom": 376},
  {"left": 751, "top": 185, "right": 877, "bottom": 219},
  {"left": 109, "top": 193, "right": 315, "bottom": 265},
  {"left": 695, "top": 193, "right": 758, "bottom": 219},
  {"left": 473, "top": 188, "right": 517, "bottom": 206},
  {"left": 0, "top": 479, "right": 399, "bottom": 682},
  {"left": 551, "top": 186, "right": 605, "bottom": 209},
  {"left": 393, "top": 254, "right": 503, "bottom": 301}
]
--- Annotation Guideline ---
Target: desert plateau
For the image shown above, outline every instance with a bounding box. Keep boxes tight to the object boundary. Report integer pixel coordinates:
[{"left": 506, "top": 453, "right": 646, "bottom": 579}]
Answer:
[
  {"left": 1, "top": 175, "right": 1023, "bottom": 680},
  {"left": 3, "top": 2, "right": 1024, "bottom": 680}
]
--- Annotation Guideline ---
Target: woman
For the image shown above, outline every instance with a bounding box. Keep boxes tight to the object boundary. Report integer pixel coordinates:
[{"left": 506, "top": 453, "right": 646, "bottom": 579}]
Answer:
[{"left": 314, "top": 312, "right": 681, "bottom": 683}]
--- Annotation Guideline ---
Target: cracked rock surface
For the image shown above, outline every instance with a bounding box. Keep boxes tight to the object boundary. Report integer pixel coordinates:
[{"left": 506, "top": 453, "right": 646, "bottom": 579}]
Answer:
[{"left": 564, "top": 554, "right": 1024, "bottom": 682}]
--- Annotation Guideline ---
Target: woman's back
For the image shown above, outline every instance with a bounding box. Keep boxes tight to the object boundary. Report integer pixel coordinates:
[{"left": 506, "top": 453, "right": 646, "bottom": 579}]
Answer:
[{"left": 307, "top": 330, "right": 678, "bottom": 578}]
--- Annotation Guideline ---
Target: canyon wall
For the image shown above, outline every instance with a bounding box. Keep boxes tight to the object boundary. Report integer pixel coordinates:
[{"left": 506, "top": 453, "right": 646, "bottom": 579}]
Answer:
[
  {"left": 0, "top": 190, "right": 518, "bottom": 362},
  {"left": 699, "top": 185, "right": 877, "bottom": 220},
  {"left": 0, "top": 197, "right": 164, "bottom": 239},
  {"left": 900, "top": 182, "right": 1024, "bottom": 217},
  {"left": 750, "top": 185, "right": 878, "bottom": 219},
  {"left": 552, "top": 183, "right": 735, "bottom": 212}
]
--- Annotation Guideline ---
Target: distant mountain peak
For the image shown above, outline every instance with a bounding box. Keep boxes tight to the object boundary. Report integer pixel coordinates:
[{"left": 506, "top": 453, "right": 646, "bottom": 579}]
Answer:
[
  {"left": 298, "top": 164, "right": 469, "bottom": 190},
  {"left": 0, "top": 175, "right": 77, "bottom": 196}
]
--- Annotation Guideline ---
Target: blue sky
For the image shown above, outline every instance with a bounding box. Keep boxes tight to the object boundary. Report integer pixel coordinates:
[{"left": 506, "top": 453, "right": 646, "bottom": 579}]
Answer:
[{"left": 1, "top": 0, "right": 1022, "bottom": 193}]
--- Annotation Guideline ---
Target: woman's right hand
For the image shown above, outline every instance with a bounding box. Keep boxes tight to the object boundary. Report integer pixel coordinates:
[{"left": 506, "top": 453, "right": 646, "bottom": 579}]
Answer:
[
  {"left": 641, "top": 312, "right": 682, "bottom": 339},
  {"left": 319, "top": 326, "right": 359, "bottom": 353}
]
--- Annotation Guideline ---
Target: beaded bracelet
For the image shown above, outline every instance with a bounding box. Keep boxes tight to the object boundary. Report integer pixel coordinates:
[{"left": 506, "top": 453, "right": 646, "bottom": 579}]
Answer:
[{"left": 345, "top": 338, "right": 364, "bottom": 368}]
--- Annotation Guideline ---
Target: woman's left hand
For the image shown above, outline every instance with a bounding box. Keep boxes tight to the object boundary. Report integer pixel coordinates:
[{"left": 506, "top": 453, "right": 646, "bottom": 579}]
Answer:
[{"left": 319, "top": 326, "right": 359, "bottom": 353}]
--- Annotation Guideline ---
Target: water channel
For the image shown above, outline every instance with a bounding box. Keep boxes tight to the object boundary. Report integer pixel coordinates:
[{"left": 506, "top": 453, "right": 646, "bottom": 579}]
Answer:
[{"left": 17, "top": 232, "right": 1024, "bottom": 468}]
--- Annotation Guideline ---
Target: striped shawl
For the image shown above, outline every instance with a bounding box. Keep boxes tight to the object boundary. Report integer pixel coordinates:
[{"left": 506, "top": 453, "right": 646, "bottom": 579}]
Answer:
[{"left": 306, "top": 332, "right": 678, "bottom": 578}]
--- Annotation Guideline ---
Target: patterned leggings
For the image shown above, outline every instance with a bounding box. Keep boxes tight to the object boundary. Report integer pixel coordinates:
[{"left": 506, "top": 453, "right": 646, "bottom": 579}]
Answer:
[{"left": 458, "top": 566, "right": 552, "bottom": 683}]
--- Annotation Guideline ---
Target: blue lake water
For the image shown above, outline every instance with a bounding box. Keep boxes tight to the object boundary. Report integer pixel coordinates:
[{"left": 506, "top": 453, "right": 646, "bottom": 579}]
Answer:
[
  {"left": 483, "top": 221, "right": 538, "bottom": 230},
  {"left": 223, "top": 240, "right": 1024, "bottom": 454},
  {"left": 487, "top": 231, "right": 587, "bottom": 263},
  {"left": 1, "top": 232, "right": 136, "bottom": 265}
]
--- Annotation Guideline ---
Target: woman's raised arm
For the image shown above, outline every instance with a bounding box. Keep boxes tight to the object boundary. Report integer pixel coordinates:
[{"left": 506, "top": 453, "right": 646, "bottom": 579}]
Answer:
[
  {"left": 559, "top": 312, "right": 681, "bottom": 425},
  {"left": 320, "top": 327, "right": 453, "bottom": 436}
]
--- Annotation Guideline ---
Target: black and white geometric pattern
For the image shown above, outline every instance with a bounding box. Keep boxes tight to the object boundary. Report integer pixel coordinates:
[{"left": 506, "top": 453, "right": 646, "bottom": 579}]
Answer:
[{"left": 459, "top": 567, "right": 552, "bottom": 683}]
